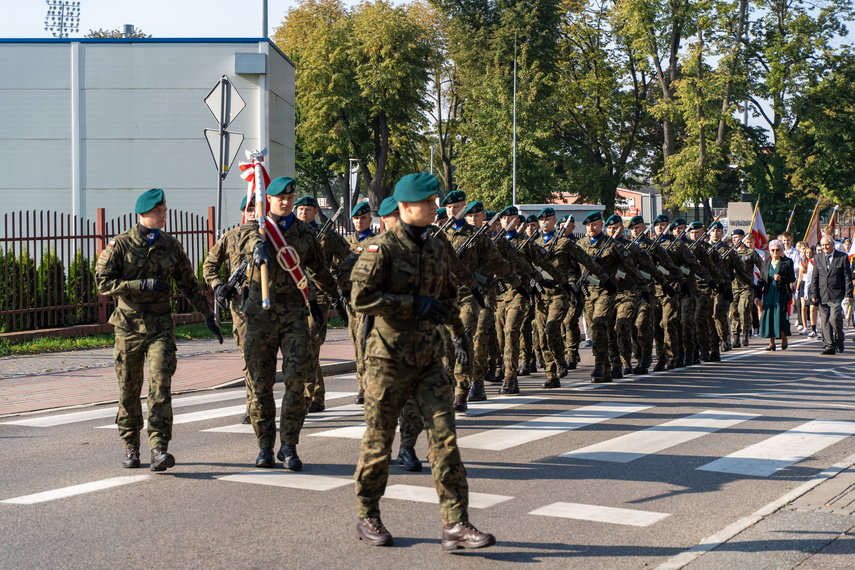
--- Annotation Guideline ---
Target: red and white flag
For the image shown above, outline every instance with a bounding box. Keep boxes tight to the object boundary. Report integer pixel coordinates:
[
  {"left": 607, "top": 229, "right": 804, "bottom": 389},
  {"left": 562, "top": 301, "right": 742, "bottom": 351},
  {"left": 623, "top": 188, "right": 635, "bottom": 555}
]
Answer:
[{"left": 750, "top": 205, "right": 769, "bottom": 254}]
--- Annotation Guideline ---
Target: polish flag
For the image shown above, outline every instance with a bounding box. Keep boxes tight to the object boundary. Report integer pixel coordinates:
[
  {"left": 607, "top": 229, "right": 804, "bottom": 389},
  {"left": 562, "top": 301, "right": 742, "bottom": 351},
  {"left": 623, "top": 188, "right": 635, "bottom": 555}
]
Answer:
[{"left": 751, "top": 207, "right": 769, "bottom": 253}]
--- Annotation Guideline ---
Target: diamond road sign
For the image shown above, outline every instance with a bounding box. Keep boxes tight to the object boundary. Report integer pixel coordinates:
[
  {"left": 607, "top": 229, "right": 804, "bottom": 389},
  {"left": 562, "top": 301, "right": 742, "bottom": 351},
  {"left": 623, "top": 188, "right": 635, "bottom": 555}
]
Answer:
[{"left": 204, "top": 75, "right": 245, "bottom": 128}]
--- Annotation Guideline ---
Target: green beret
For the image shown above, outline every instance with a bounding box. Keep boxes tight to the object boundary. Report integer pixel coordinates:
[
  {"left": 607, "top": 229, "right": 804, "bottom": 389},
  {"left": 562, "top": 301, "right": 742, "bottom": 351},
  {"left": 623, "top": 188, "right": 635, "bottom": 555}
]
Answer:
[
  {"left": 267, "top": 176, "right": 296, "bottom": 196},
  {"left": 486, "top": 211, "right": 497, "bottom": 219},
  {"left": 294, "top": 195, "right": 318, "bottom": 209},
  {"left": 464, "top": 201, "right": 484, "bottom": 215},
  {"left": 436, "top": 208, "right": 448, "bottom": 220},
  {"left": 710, "top": 221, "right": 724, "bottom": 230},
  {"left": 240, "top": 195, "right": 249, "bottom": 211},
  {"left": 653, "top": 214, "right": 670, "bottom": 224},
  {"left": 628, "top": 215, "right": 645, "bottom": 227},
  {"left": 732, "top": 228, "right": 745, "bottom": 236},
  {"left": 559, "top": 214, "right": 569, "bottom": 224},
  {"left": 351, "top": 202, "right": 371, "bottom": 217},
  {"left": 582, "top": 211, "right": 603, "bottom": 225},
  {"left": 605, "top": 214, "right": 623, "bottom": 227},
  {"left": 440, "top": 190, "right": 466, "bottom": 206},
  {"left": 135, "top": 188, "right": 165, "bottom": 214},
  {"left": 501, "top": 205, "right": 519, "bottom": 217},
  {"left": 672, "top": 217, "right": 687, "bottom": 227},
  {"left": 517, "top": 214, "right": 526, "bottom": 224},
  {"left": 394, "top": 173, "right": 440, "bottom": 203},
  {"left": 526, "top": 214, "right": 538, "bottom": 224},
  {"left": 689, "top": 221, "right": 704, "bottom": 230},
  {"left": 378, "top": 196, "right": 399, "bottom": 217},
  {"left": 538, "top": 207, "right": 556, "bottom": 219}
]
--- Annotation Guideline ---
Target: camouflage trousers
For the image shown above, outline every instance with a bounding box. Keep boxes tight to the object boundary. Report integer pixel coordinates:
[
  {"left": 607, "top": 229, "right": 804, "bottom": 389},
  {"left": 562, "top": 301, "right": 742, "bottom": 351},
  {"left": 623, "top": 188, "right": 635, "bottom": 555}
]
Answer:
[
  {"left": 452, "top": 293, "right": 481, "bottom": 396},
  {"left": 472, "top": 293, "right": 494, "bottom": 380},
  {"left": 244, "top": 310, "right": 311, "bottom": 449},
  {"left": 583, "top": 289, "right": 616, "bottom": 367},
  {"left": 399, "top": 396, "right": 424, "bottom": 447},
  {"left": 347, "top": 305, "right": 366, "bottom": 391},
  {"left": 632, "top": 289, "right": 653, "bottom": 363},
  {"left": 485, "top": 294, "right": 501, "bottom": 373},
  {"left": 731, "top": 285, "right": 753, "bottom": 340},
  {"left": 680, "top": 289, "right": 697, "bottom": 360},
  {"left": 114, "top": 326, "right": 177, "bottom": 449},
  {"left": 231, "top": 307, "right": 251, "bottom": 406},
  {"left": 496, "top": 291, "right": 529, "bottom": 381},
  {"left": 609, "top": 290, "right": 639, "bottom": 368},
  {"left": 520, "top": 299, "right": 536, "bottom": 366},
  {"left": 535, "top": 293, "right": 570, "bottom": 379},
  {"left": 694, "top": 287, "right": 714, "bottom": 352},
  {"left": 713, "top": 291, "right": 731, "bottom": 348},
  {"left": 653, "top": 292, "right": 681, "bottom": 363},
  {"left": 563, "top": 296, "right": 584, "bottom": 361},
  {"left": 304, "top": 299, "right": 330, "bottom": 404},
  {"left": 356, "top": 357, "right": 468, "bottom": 525}
]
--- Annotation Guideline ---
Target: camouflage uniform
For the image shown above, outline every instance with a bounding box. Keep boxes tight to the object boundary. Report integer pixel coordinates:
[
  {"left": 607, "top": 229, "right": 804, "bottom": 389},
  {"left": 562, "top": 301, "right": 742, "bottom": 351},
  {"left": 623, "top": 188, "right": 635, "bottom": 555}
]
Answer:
[
  {"left": 239, "top": 215, "right": 338, "bottom": 451},
  {"left": 351, "top": 222, "right": 469, "bottom": 525},
  {"left": 629, "top": 236, "right": 672, "bottom": 370},
  {"left": 646, "top": 234, "right": 685, "bottom": 367},
  {"left": 712, "top": 240, "right": 753, "bottom": 350},
  {"left": 344, "top": 230, "right": 377, "bottom": 394},
  {"left": 561, "top": 235, "right": 585, "bottom": 366},
  {"left": 203, "top": 226, "right": 250, "bottom": 406},
  {"left": 669, "top": 236, "right": 715, "bottom": 364},
  {"left": 96, "top": 225, "right": 213, "bottom": 450},
  {"left": 692, "top": 240, "right": 727, "bottom": 359},
  {"left": 730, "top": 243, "right": 763, "bottom": 345}
]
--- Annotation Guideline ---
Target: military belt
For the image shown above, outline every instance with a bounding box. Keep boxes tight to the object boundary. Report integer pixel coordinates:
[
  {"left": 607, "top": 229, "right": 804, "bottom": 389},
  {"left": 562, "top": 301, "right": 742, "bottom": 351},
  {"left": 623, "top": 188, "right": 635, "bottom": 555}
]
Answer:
[
  {"left": 248, "top": 290, "right": 305, "bottom": 305},
  {"left": 375, "top": 317, "right": 433, "bottom": 332},
  {"left": 118, "top": 299, "right": 171, "bottom": 313}
]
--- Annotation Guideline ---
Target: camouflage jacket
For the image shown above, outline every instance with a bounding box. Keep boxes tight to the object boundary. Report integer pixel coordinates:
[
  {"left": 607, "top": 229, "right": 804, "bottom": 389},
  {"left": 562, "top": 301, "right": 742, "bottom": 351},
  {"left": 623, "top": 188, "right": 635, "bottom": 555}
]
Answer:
[
  {"left": 536, "top": 232, "right": 609, "bottom": 296},
  {"left": 203, "top": 226, "right": 246, "bottom": 313},
  {"left": 640, "top": 235, "right": 685, "bottom": 293},
  {"left": 576, "top": 233, "right": 642, "bottom": 293},
  {"left": 710, "top": 240, "right": 754, "bottom": 285},
  {"left": 615, "top": 236, "right": 668, "bottom": 289},
  {"left": 732, "top": 243, "right": 764, "bottom": 289},
  {"left": 691, "top": 240, "right": 727, "bottom": 288},
  {"left": 309, "top": 226, "right": 351, "bottom": 303},
  {"left": 513, "top": 232, "right": 565, "bottom": 284},
  {"left": 95, "top": 225, "right": 213, "bottom": 334},
  {"left": 495, "top": 232, "right": 540, "bottom": 293},
  {"left": 350, "top": 222, "right": 464, "bottom": 367},
  {"left": 442, "top": 221, "right": 520, "bottom": 291},
  {"left": 664, "top": 236, "right": 714, "bottom": 289},
  {"left": 431, "top": 225, "right": 479, "bottom": 291},
  {"left": 238, "top": 215, "right": 338, "bottom": 320}
]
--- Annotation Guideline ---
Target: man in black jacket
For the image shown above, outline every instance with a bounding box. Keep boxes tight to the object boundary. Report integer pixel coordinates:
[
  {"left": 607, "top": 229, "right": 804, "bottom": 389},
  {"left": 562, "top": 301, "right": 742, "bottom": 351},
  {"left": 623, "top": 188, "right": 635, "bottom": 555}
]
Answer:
[{"left": 811, "top": 236, "right": 854, "bottom": 354}]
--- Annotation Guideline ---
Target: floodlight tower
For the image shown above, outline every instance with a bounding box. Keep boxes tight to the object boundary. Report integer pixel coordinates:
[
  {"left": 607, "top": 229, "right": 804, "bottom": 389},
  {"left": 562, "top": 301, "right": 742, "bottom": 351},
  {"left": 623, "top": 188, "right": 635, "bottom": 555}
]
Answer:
[{"left": 44, "top": 1, "right": 81, "bottom": 38}]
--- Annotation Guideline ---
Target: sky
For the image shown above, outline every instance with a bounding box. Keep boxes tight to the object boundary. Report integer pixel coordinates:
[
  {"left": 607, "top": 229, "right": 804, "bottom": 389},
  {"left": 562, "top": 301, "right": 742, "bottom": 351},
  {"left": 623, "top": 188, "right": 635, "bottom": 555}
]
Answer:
[{"left": 1, "top": 0, "right": 361, "bottom": 39}]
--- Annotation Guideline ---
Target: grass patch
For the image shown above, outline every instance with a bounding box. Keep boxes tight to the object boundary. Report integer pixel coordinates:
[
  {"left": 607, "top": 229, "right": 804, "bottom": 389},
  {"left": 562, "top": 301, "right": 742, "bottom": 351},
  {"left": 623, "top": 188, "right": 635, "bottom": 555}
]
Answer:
[{"left": 0, "top": 322, "right": 235, "bottom": 358}]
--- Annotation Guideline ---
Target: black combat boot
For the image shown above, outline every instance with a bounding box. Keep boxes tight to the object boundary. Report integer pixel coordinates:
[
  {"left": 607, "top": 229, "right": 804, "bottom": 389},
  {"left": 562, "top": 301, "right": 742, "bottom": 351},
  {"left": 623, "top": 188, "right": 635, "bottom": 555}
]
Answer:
[
  {"left": 536, "top": 355, "right": 545, "bottom": 370},
  {"left": 123, "top": 447, "right": 140, "bottom": 469},
  {"left": 356, "top": 517, "right": 394, "bottom": 547},
  {"left": 468, "top": 380, "right": 487, "bottom": 402},
  {"left": 453, "top": 394, "right": 468, "bottom": 413},
  {"left": 611, "top": 365, "right": 623, "bottom": 379},
  {"left": 722, "top": 340, "right": 732, "bottom": 352},
  {"left": 567, "top": 353, "right": 579, "bottom": 370},
  {"left": 517, "top": 362, "right": 531, "bottom": 377},
  {"left": 732, "top": 337, "right": 741, "bottom": 348},
  {"left": 354, "top": 388, "right": 365, "bottom": 405},
  {"left": 701, "top": 349, "right": 711, "bottom": 362},
  {"left": 442, "top": 521, "right": 496, "bottom": 551},
  {"left": 591, "top": 364, "right": 604, "bottom": 380},
  {"left": 396, "top": 446, "right": 423, "bottom": 472},
  {"left": 277, "top": 445, "right": 303, "bottom": 471},
  {"left": 556, "top": 362, "right": 569, "bottom": 378},
  {"left": 542, "top": 377, "right": 561, "bottom": 389},
  {"left": 633, "top": 364, "right": 648, "bottom": 375},
  {"left": 499, "top": 377, "right": 514, "bottom": 394},
  {"left": 667, "top": 360, "right": 678, "bottom": 370},
  {"left": 654, "top": 360, "right": 667, "bottom": 372},
  {"left": 307, "top": 401, "right": 325, "bottom": 413},
  {"left": 150, "top": 446, "right": 175, "bottom": 472},
  {"left": 710, "top": 349, "right": 721, "bottom": 362},
  {"left": 255, "top": 447, "right": 275, "bottom": 468},
  {"left": 623, "top": 364, "right": 634, "bottom": 376},
  {"left": 743, "top": 334, "right": 750, "bottom": 347}
]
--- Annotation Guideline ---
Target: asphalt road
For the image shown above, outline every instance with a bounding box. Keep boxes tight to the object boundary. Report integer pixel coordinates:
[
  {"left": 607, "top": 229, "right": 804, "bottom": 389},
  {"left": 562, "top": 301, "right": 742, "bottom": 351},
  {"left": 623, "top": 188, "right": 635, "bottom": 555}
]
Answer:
[{"left": 2, "top": 335, "right": 855, "bottom": 569}]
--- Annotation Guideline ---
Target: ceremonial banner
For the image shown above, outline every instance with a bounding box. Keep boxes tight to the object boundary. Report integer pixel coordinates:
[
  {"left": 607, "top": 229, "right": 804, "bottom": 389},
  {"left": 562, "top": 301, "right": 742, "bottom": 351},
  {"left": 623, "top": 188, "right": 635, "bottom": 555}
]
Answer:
[{"left": 803, "top": 200, "right": 822, "bottom": 247}]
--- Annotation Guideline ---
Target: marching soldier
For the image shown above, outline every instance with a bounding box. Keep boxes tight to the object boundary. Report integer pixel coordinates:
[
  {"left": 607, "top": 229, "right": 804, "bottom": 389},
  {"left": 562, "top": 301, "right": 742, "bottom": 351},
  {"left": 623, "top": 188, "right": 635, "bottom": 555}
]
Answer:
[
  {"left": 559, "top": 215, "right": 586, "bottom": 369},
  {"left": 351, "top": 173, "right": 494, "bottom": 551},
  {"left": 519, "top": 214, "right": 542, "bottom": 375},
  {"left": 345, "top": 202, "right": 377, "bottom": 404},
  {"left": 203, "top": 195, "right": 255, "bottom": 424},
  {"left": 650, "top": 215, "right": 686, "bottom": 370},
  {"left": 239, "top": 176, "right": 340, "bottom": 470},
  {"left": 294, "top": 195, "right": 350, "bottom": 413},
  {"left": 730, "top": 229, "right": 764, "bottom": 347},
  {"left": 687, "top": 221, "right": 728, "bottom": 362},
  {"left": 709, "top": 223, "right": 752, "bottom": 352},
  {"left": 96, "top": 188, "right": 222, "bottom": 471}
]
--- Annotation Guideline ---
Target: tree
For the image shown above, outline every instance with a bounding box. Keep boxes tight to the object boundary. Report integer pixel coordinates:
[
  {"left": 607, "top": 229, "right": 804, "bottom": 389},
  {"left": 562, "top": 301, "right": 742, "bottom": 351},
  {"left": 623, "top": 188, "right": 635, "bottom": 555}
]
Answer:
[{"left": 85, "top": 27, "right": 151, "bottom": 38}]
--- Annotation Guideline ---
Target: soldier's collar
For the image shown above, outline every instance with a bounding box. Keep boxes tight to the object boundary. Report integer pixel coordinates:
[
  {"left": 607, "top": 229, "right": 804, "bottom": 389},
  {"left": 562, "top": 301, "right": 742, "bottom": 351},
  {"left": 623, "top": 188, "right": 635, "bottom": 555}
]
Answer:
[
  {"left": 589, "top": 232, "right": 603, "bottom": 243},
  {"left": 137, "top": 223, "right": 160, "bottom": 245},
  {"left": 452, "top": 218, "right": 465, "bottom": 230},
  {"left": 505, "top": 230, "right": 517, "bottom": 240},
  {"left": 543, "top": 231, "right": 555, "bottom": 242},
  {"left": 357, "top": 228, "right": 372, "bottom": 241},
  {"left": 400, "top": 221, "right": 427, "bottom": 248}
]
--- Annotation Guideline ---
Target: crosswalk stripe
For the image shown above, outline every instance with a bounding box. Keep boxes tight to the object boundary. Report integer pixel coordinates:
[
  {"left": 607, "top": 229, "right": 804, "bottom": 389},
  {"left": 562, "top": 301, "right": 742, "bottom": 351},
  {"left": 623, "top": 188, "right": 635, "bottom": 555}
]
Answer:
[
  {"left": 203, "top": 403, "right": 366, "bottom": 434},
  {"left": 561, "top": 410, "right": 759, "bottom": 463},
  {"left": 456, "top": 403, "right": 652, "bottom": 451},
  {"left": 529, "top": 502, "right": 671, "bottom": 526},
  {"left": 697, "top": 419, "right": 855, "bottom": 477},
  {"left": 310, "top": 424, "right": 367, "bottom": 439},
  {"left": 219, "top": 471, "right": 353, "bottom": 491},
  {"left": 383, "top": 484, "right": 513, "bottom": 509},
  {"left": 2, "top": 390, "right": 248, "bottom": 427},
  {"left": 1, "top": 475, "right": 150, "bottom": 505}
]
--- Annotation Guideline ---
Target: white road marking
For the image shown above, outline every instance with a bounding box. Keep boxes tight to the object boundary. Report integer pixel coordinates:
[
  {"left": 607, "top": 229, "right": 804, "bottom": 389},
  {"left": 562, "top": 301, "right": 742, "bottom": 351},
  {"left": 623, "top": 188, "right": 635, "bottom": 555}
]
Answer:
[
  {"left": 310, "top": 424, "right": 367, "bottom": 440},
  {"left": 529, "top": 502, "right": 671, "bottom": 527},
  {"left": 218, "top": 471, "right": 352, "bottom": 491},
  {"left": 697, "top": 419, "right": 855, "bottom": 477},
  {"left": 458, "top": 396, "right": 545, "bottom": 417},
  {"left": 456, "top": 403, "right": 652, "bottom": 451},
  {"left": 203, "top": 403, "right": 366, "bottom": 434},
  {"left": 561, "top": 410, "right": 758, "bottom": 463},
  {"left": 383, "top": 484, "right": 512, "bottom": 509},
  {"left": 1, "top": 475, "right": 150, "bottom": 505},
  {"left": 3, "top": 390, "right": 248, "bottom": 427}
]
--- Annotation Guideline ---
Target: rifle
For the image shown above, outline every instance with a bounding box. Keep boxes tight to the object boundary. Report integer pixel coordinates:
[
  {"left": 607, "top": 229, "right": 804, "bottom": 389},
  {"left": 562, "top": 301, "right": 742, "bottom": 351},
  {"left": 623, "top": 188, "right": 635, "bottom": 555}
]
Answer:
[
  {"left": 428, "top": 207, "right": 465, "bottom": 237},
  {"left": 545, "top": 222, "right": 566, "bottom": 255},
  {"left": 317, "top": 204, "right": 344, "bottom": 235},
  {"left": 687, "top": 216, "right": 722, "bottom": 252},
  {"left": 491, "top": 228, "right": 508, "bottom": 243},
  {"left": 516, "top": 229, "right": 541, "bottom": 252},
  {"left": 646, "top": 228, "right": 670, "bottom": 253},
  {"left": 664, "top": 225, "right": 691, "bottom": 252},
  {"left": 456, "top": 210, "right": 503, "bottom": 257},
  {"left": 572, "top": 234, "right": 614, "bottom": 296},
  {"left": 712, "top": 238, "right": 737, "bottom": 259},
  {"left": 214, "top": 259, "right": 248, "bottom": 324}
]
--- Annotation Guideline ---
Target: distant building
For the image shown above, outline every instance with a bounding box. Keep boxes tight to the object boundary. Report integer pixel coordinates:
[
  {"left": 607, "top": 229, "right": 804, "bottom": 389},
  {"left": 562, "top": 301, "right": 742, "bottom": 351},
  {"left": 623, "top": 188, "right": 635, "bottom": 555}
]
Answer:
[
  {"left": 0, "top": 37, "right": 295, "bottom": 226},
  {"left": 551, "top": 187, "right": 663, "bottom": 222}
]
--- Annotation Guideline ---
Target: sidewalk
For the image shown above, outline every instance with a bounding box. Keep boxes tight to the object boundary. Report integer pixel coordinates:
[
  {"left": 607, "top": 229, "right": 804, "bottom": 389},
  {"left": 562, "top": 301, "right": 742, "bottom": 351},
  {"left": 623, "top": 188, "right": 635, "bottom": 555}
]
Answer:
[{"left": 0, "top": 328, "right": 355, "bottom": 417}]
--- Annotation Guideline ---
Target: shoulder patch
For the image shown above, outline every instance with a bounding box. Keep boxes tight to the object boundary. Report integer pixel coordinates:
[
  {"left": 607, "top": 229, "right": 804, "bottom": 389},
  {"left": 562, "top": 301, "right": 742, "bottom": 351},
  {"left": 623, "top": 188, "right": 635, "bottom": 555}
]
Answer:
[
  {"left": 623, "top": 249, "right": 629, "bottom": 257},
  {"left": 367, "top": 244, "right": 379, "bottom": 252},
  {"left": 107, "top": 239, "right": 116, "bottom": 247},
  {"left": 356, "top": 246, "right": 364, "bottom": 253}
]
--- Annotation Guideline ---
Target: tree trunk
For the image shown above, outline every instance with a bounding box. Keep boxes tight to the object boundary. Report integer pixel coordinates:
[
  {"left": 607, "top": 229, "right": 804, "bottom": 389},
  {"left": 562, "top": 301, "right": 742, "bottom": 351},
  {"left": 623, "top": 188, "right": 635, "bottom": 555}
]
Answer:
[{"left": 360, "top": 111, "right": 390, "bottom": 211}]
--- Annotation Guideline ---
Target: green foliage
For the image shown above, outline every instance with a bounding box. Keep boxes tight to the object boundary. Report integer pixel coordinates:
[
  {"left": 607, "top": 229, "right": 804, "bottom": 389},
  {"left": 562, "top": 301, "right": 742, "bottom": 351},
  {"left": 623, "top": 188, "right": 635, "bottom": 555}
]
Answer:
[
  {"left": 33, "top": 250, "right": 66, "bottom": 329},
  {"left": 66, "top": 251, "right": 97, "bottom": 326},
  {"left": 84, "top": 27, "right": 152, "bottom": 38}
]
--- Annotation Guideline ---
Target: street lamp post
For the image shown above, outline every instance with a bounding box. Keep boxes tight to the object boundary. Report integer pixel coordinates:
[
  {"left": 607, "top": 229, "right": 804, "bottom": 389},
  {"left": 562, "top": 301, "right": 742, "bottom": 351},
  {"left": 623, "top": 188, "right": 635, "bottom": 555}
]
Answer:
[
  {"left": 512, "top": 34, "right": 517, "bottom": 206},
  {"left": 44, "top": 0, "right": 80, "bottom": 38},
  {"left": 430, "top": 146, "right": 435, "bottom": 175}
]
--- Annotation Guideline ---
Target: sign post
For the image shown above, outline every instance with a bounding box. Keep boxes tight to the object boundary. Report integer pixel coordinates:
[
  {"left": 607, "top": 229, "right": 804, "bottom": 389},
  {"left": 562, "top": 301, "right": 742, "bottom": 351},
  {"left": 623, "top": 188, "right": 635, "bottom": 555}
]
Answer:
[{"left": 204, "top": 75, "right": 245, "bottom": 238}]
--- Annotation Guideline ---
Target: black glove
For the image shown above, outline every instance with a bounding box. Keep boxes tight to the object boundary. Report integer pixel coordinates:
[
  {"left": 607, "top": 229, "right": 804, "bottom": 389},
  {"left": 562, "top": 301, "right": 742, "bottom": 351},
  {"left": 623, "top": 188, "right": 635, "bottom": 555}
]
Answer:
[
  {"left": 680, "top": 282, "right": 691, "bottom": 296},
  {"left": 413, "top": 295, "right": 451, "bottom": 325},
  {"left": 603, "top": 280, "right": 618, "bottom": 294},
  {"left": 252, "top": 241, "right": 271, "bottom": 267},
  {"left": 205, "top": 315, "right": 223, "bottom": 344},
  {"left": 724, "top": 286, "right": 734, "bottom": 303},
  {"left": 514, "top": 285, "right": 531, "bottom": 301},
  {"left": 538, "top": 278, "right": 557, "bottom": 289},
  {"left": 752, "top": 283, "right": 764, "bottom": 295},
  {"left": 471, "top": 289, "right": 485, "bottom": 309},
  {"left": 662, "top": 283, "right": 677, "bottom": 297},
  {"left": 641, "top": 290, "right": 650, "bottom": 302},
  {"left": 707, "top": 279, "right": 719, "bottom": 293},
  {"left": 451, "top": 334, "right": 471, "bottom": 367},
  {"left": 139, "top": 278, "right": 170, "bottom": 293},
  {"left": 215, "top": 283, "right": 236, "bottom": 305},
  {"left": 334, "top": 297, "right": 349, "bottom": 326},
  {"left": 309, "top": 300, "right": 324, "bottom": 323},
  {"left": 562, "top": 283, "right": 579, "bottom": 298}
]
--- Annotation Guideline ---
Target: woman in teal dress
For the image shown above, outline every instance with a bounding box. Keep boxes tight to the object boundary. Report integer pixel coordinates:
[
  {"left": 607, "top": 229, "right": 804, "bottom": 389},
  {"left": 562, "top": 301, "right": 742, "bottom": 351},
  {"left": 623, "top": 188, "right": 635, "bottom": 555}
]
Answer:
[{"left": 760, "top": 239, "right": 796, "bottom": 350}]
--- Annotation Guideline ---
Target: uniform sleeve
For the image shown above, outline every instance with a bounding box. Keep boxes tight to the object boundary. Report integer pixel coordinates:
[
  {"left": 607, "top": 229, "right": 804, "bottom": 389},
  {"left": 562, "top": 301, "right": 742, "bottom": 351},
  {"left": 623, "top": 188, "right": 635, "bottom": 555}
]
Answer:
[
  {"left": 501, "top": 240, "right": 539, "bottom": 280},
  {"left": 172, "top": 242, "right": 214, "bottom": 319},
  {"left": 439, "top": 266, "right": 465, "bottom": 337},
  {"left": 303, "top": 231, "right": 340, "bottom": 300},
  {"left": 525, "top": 242, "right": 565, "bottom": 282},
  {"left": 202, "top": 236, "right": 227, "bottom": 288},
  {"left": 350, "top": 247, "right": 417, "bottom": 318},
  {"left": 478, "top": 235, "right": 522, "bottom": 288},
  {"left": 729, "top": 252, "right": 754, "bottom": 284},
  {"left": 95, "top": 240, "right": 137, "bottom": 296},
  {"left": 566, "top": 241, "right": 609, "bottom": 284},
  {"left": 438, "top": 231, "right": 478, "bottom": 291},
  {"left": 678, "top": 244, "right": 713, "bottom": 282},
  {"left": 696, "top": 246, "right": 725, "bottom": 283}
]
